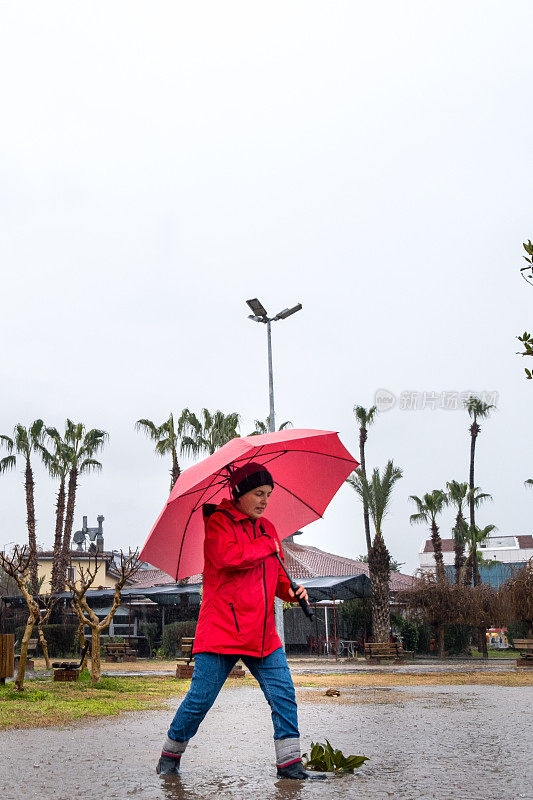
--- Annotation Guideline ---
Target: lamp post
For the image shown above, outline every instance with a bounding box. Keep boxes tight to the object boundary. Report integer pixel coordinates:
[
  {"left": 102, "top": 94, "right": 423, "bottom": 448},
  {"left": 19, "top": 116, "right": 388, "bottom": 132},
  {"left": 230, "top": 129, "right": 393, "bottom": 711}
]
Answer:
[
  {"left": 246, "top": 298, "right": 302, "bottom": 646},
  {"left": 246, "top": 299, "right": 302, "bottom": 433}
]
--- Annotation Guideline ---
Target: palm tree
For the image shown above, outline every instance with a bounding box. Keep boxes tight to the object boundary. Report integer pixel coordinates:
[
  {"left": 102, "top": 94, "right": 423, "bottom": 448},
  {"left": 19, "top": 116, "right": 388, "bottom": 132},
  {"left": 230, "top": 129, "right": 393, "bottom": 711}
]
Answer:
[
  {"left": 136, "top": 412, "right": 189, "bottom": 492},
  {"left": 56, "top": 421, "right": 107, "bottom": 591},
  {"left": 446, "top": 481, "right": 469, "bottom": 584},
  {"left": 0, "top": 421, "right": 45, "bottom": 593},
  {"left": 353, "top": 405, "right": 377, "bottom": 552},
  {"left": 409, "top": 490, "right": 449, "bottom": 585},
  {"left": 249, "top": 416, "right": 292, "bottom": 435},
  {"left": 525, "top": 479, "right": 533, "bottom": 488},
  {"left": 347, "top": 461, "right": 403, "bottom": 642},
  {"left": 40, "top": 429, "right": 72, "bottom": 595},
  {"left": 463, "top": 523, "right": 497, "bottom": 588},
  {"left": 446, "top": 483, "right": 492, "bottom": 584},
  {"left": 463, "top": 521, "right": 498, "bottom": 662},
  {"left": 465, "top": 397, "right": 495, "bottom": 528},
  {"left": 181, "top": 409, "right": 240, "bottom": 457}
]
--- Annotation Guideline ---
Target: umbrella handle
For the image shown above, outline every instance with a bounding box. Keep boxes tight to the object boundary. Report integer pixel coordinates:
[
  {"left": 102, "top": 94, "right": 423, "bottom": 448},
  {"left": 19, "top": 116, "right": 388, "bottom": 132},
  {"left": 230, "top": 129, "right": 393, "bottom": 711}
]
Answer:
[{"left": 275, "top": 553, "right": 314, "bottom": 621}]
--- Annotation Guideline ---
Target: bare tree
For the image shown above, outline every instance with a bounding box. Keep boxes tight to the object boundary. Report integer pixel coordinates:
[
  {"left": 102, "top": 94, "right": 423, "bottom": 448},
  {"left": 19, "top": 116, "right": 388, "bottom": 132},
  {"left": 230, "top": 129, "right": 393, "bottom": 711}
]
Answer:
[
  {"left": 399, "top": 574, "right": 503, "bottom": 659},
  {"left": 500, "top": 558, "right": 533, "bottom": 637},
  {"left": 66, "top": 550, "right": 141, "bottom": 681},
  {"left": 0, "top": 546, "right": 56, "bottom": 690}
]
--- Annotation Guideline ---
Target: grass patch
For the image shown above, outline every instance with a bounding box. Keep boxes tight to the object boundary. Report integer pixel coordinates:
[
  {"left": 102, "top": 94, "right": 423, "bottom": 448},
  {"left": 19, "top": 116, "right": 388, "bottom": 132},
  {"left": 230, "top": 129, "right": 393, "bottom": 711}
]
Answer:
[
  {"left": 471, "top": 649, "right": 520, "bottom": 659},
  {"left": 0, "top": 675, "right": 188, "bottom": 730},
  {"left": 290, "top": 671, "right": 533, "bottom": 688}
]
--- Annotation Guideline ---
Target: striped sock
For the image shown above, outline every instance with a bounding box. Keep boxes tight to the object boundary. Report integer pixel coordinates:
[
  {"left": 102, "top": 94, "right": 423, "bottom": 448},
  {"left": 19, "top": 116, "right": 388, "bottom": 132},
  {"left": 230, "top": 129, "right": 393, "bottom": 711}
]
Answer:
[
  {"left": 275, "top": 737, "right": 301, "bottom": 768},
  {"left": 162, "top": 735, "right": 188, "bottom": 759}
]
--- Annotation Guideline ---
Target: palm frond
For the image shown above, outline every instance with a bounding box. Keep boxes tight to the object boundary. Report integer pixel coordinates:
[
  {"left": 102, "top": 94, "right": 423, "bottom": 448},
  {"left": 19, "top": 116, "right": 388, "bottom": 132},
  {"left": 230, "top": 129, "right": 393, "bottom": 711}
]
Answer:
[
  {"left": 0, "top": 434, "right": 14, "bottom": 452},
  {"left": 78, "top": 458, "right": 103, "bottom": 474},
  {"left": 135, "top": 419, "right": 163, "bottom": 440},
  {"left": 464, "top": 396, "right": 496, "bottom": 419},
  {"left": 525, "top": 478, "right": 533, "bottom": 489},
  {"left": 155, "top": 438, "right": 174, "bottom": 456},
  {"left": 346, "top": 469, "right": 367, "bottom": 502},
  {"left": 409, "top": 489, "right": 448, "bottom": 524},
  {"left": 409, "top": 511, "right": 428, "bottom": 525},
  {"left": 0, "top": 455, "right": 16, "bottom": 474},
  {"left": 353, "top": 405, "right": 377, "bottom": 427},
  {"left": 13, "top": 424, "right": 30, "bottom": 455},
  {"left": 446, "top": 480, "right": 468, "bottom": 503},
  {"left": 351, "top": 461, "right": 402, "bottom": 535},
  {"left": 29, "top": 419, "right": 45, "bottom": 444},
  {"left": 467, "top": 487, "right": 492, "bottom": 507}
]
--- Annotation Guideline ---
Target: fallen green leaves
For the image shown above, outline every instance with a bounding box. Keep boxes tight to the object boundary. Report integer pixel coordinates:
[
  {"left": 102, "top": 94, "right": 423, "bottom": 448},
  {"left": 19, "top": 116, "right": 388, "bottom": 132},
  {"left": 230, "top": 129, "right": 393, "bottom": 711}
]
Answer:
[{"left": 302, "top": 740, "right": 368, "bottom": 773}]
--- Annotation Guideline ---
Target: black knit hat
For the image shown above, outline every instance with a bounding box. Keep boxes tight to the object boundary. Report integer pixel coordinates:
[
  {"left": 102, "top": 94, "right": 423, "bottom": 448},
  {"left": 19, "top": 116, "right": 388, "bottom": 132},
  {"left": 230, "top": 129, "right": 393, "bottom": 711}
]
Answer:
[{"left": 229, "top": 462, "right": 274, "bottom": 500}]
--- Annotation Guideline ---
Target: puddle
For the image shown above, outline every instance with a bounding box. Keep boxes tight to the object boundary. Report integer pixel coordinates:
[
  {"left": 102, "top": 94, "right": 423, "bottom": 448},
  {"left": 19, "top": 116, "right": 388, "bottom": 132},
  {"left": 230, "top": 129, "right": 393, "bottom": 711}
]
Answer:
[{"left": 0, "top": 684, "right": 531, "bottom": 799}]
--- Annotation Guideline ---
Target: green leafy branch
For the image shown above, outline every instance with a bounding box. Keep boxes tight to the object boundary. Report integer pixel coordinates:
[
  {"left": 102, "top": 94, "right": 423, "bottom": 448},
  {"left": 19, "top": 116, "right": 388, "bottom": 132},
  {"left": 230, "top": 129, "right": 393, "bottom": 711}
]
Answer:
[
  {"left": 302, "top": 740, "right": 368, "bottom": 773},
  {"left": 517, "top": 331, "right": 533, "bottom": 380},
  {"left": 520, "top": 240, "right": 533, "bottom": 285}
]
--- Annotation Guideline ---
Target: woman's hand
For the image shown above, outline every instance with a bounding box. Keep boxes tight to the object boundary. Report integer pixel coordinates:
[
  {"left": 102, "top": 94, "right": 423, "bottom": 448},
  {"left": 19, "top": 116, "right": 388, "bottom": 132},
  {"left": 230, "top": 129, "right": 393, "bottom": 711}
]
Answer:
[{"left": 288, "top": 584, "right": 309, "bottom": 604}]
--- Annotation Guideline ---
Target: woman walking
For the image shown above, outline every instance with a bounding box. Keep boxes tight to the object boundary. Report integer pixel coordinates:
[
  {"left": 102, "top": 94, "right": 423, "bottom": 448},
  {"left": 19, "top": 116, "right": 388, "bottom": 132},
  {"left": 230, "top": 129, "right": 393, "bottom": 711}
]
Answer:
[{"left": 156, "top": 461, "right": 325, "bottom": 780}]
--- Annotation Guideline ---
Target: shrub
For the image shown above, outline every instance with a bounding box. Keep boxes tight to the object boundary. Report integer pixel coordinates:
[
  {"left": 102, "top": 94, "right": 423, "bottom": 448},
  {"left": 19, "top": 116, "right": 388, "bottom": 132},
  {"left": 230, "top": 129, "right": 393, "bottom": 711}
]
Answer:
[
  {"left": 415, "top": 622, "right": 431, "bottom": 653},
  {"left": 444, "top": 624, "right": 473, "bottom": 655},
  {"left": 161, "top": 620, "right": 197, "bottom": 659},
  {"left": 15, "top": 624, "right": 78, "bottom": 657},
  {"left": 398, "top": 619, "right": 419, "bottom": 652},
  {"left": 139, "top": 622, "right": 158, "bottom": 656}
]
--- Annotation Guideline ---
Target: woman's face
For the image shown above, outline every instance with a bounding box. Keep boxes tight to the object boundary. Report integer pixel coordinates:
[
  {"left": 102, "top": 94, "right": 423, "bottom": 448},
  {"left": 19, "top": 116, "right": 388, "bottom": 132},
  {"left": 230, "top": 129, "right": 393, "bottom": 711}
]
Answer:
[{"left": 235, "top": 485, "right": 273, "bottom": 520}]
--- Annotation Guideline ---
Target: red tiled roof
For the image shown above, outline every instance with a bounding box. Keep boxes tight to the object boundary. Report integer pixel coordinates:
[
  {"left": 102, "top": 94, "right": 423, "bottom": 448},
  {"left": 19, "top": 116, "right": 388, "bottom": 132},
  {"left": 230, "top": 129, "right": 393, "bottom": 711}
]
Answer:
[
  {"left": 131, "top": 569, "right": 177, "bottom": 589},
  {"left": 283, "top": 541, "right": 414, "bottom": 591},
  {"left": 423, "top": 539, "right": 456, "bottom": 554},
  {"left": 517, "top": 535, "right": 533, "bottom": 548},
  {"left": 134, "top": 540, "right": 414, "bottom": 591}
]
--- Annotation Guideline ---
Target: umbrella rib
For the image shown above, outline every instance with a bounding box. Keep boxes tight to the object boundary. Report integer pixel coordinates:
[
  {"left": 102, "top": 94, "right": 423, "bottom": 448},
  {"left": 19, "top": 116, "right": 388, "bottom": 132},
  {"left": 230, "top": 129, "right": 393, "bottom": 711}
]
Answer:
[
  {"left": 172, "top": 446, "right": 355, "bottom": 503},
  {"left": 174, "top": 472, "right": 228, "bottom": 581},
  {"left": 274, "top": 479, "right": 323, "bottom": 519},
  {"left": 231, "top": 447, "right": 356, "bottom": 465},
  {"left": 173, "top": 474, "right": 228, "bottom": 500},
  {"left": 174, "top": 467, "right": 237, "bottom": 581}
]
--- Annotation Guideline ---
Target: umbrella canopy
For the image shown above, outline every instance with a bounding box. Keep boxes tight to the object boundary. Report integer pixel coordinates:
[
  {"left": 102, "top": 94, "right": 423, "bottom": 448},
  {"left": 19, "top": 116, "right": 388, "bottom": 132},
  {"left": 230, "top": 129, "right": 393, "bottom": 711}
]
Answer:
[{"left": 140, "top": 428, "right": 358, "bottom": 581}]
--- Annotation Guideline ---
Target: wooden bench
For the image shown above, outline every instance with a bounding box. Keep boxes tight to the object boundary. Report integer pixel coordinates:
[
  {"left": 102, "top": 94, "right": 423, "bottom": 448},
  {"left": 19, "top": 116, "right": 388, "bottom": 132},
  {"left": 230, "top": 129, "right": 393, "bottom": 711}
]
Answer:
[
  {"left": 365, "top": 642, "right": 407, "bottom": 663},
  {"left": 175, "top": 637, "right": 246, "bottom": 679},
  {"left": 52, "top": 641, "right": 90, "bottom": 682},
  {"left": 513, "top": 639, "right": 533, "bottom": 668},
  {"left": 103, "top": 642, "right": 137, "bottom": 662}
]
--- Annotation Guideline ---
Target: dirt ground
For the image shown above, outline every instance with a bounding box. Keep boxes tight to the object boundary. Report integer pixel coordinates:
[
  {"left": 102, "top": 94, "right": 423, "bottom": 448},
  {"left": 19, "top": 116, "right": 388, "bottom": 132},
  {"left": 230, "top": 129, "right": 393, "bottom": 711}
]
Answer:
[{"left": 1, "top": 671, "right": 532, "bottom": 800}]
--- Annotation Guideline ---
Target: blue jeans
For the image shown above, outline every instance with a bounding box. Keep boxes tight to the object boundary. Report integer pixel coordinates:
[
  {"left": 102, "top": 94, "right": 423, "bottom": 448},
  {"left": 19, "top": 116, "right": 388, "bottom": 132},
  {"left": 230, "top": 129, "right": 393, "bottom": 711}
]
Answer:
[{"left": 168, "top": 647, "right": 299, "bottom": 743}]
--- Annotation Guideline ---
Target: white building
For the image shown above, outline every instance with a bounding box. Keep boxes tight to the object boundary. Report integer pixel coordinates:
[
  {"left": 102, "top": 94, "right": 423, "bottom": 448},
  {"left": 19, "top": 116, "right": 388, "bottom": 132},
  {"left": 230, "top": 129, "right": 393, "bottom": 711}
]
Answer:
[{"left": 419, "top": 534, "right": 533, "bottom": 586}]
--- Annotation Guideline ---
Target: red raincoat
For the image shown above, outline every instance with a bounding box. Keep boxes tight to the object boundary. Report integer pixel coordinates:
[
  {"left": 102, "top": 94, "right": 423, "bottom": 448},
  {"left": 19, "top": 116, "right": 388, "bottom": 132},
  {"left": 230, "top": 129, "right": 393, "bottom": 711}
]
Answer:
[{"left": 192, "top": 499, "right": 293, "bottom": 658}]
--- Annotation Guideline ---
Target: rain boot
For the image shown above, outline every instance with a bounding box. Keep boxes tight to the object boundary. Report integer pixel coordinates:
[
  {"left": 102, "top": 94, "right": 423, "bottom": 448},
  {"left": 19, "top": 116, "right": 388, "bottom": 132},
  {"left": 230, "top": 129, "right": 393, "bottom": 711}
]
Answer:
[
  {"left": 156, "top": 736, "right": 188, "bottom": 775},
  {"left": 156, "top": 753, "right": 181, "bottom": 775},
  {"left": 275, "top": 738, "right": 327, "bottom": 780},
  {"left": 276, "top": 760, "right": 327, "bottom": 780}
]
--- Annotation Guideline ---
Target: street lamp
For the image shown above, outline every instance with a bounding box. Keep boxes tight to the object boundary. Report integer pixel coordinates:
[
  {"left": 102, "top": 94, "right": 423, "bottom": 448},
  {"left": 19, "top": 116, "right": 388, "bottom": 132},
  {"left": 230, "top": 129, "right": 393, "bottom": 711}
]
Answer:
[
  {"left": 246, "top": 299, "right": 302, "bottom": 433},
  {"left": 246, "top": 298, "right": 302, "bottom": 648}
]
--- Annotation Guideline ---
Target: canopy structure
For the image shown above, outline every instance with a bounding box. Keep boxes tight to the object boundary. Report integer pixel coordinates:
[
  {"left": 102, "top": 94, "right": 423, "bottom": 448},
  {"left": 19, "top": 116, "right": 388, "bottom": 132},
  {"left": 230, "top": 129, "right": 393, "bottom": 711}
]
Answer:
[
  {"left": 139, "top": 584, "right": 202, "bottom": 606},
  {"left": 0, "top": 583, "right": 203, "bottom": 607},
  {"left": 299, "top": 574, "right": 371, "bottom": 602}
]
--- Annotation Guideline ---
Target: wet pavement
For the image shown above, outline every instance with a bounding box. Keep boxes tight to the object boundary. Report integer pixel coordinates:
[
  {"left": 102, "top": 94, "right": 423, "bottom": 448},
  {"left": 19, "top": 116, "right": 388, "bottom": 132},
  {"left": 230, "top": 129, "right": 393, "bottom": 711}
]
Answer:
[
  {"left": 65, "top": 657, "right": 523, "bottom": 678},
  {"left": 1, "top": 682, "right": 532, "bottom": 800}
]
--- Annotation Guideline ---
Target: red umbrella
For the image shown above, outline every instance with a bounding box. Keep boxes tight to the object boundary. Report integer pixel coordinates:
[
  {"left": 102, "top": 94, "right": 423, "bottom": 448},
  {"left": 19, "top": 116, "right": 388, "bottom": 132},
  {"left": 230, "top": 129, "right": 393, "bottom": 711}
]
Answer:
[{"left": 140, "top": 428, "right": 358, "bottom": 581}]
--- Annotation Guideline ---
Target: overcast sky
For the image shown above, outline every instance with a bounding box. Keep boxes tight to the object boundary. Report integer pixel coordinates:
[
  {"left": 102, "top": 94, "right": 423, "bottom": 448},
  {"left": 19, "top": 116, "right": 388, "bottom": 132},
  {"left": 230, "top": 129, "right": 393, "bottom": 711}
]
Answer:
[{"left": 1, "top": 2, "right": 532, "bottom": 575}]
